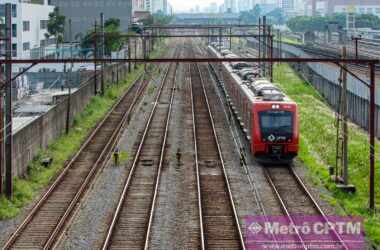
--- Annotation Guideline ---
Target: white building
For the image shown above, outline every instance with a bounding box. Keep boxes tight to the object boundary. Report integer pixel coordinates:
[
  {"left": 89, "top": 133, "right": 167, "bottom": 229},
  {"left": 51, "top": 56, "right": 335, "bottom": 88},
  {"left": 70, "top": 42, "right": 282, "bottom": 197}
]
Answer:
[
  {"left": 133, "top": 0, "right": 145, "bottom": 12},
  {"left": 224, "top": 0, "right": 237, "bottom": 13},
  {"left": 305, "top": 0, "right": 380, "bottom": 17},
  {"left": 0, "top": 0, "right": 55, "bottom": 60},
  {"left": 134, "top": 0, "right": 168, "bottom": 14}
]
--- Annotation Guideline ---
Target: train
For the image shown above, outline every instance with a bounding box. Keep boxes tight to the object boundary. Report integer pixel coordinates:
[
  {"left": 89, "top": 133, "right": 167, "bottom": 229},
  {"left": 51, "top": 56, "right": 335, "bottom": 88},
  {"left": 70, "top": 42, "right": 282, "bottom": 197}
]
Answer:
[{"left": 208, "top": 43, "right": 299, "bottom": 163}]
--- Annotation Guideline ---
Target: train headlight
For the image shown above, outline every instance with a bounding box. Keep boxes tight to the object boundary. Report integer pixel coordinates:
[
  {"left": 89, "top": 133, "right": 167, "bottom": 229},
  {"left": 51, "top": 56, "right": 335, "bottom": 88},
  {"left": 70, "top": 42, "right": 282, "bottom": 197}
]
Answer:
[{"left": 272, "top": 105, "right": 280, "bottom": 109}]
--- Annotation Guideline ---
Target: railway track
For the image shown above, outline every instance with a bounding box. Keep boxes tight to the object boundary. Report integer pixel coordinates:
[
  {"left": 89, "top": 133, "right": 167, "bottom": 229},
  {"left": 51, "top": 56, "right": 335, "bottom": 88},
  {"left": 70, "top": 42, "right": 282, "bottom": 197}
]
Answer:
[
  {"left": 264, "top": 166, "right": 349, "bottom": 250},
  {"left": 190, "top": 61, "right": 245, "bottom": 249},
  {"left": 4, "top": 74, "right": 149, "bottom": 249},
  {"left": 206, "top": 43, "right": 355, "bottom": 249},
  {"left": 101, "top": 48, "right": 180, "bottom": 249}
]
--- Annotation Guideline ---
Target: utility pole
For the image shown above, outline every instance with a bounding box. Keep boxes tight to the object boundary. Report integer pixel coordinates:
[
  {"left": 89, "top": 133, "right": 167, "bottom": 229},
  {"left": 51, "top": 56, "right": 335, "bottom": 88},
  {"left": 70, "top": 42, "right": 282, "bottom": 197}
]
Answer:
[
  {"left": 4, "top": 3, "right": 13, "bottom": 198},
  {"left": 258, "top": 18, "right": 261, "bottom": 77},
  {"left": 94, "top": 20, "right": 98, "bottom": 95},
  {"left": 0, "top": 64, "right": 3, "bottom": 194},
  {"left": 0, "top": 13, "right": 4, "bottom": 194},
  {"left": 229, "top": 27, "right": 232, "bottom": 51},
  {"left": 352, "top": 36, "right": 362, "bottom": 59},
  {"left": 369, "top": 62, "right": 376, "bottom": 210},
  {"left": 66, "top": 19, "right": 73, "bottom": 134},
  {"left": 128, "top": 38, "right": 131, "bottom": 73},
  {"left": 100, "top": 13, "right": 105, "bottom": 96},
  {"left": 269, "top": 28, "right": 274, "bottom": 82},
  {"left": 263, "top": 16, "right": 267, "bottom": 78},
  {"left": 336, "top": 47, "right": 355, "bottom": 193},
  {"left": 341, "top": 47, "right": 348, "bottom": 185},
  {"left": 134, "top": 37, "right": 137, "bottom": 70}
]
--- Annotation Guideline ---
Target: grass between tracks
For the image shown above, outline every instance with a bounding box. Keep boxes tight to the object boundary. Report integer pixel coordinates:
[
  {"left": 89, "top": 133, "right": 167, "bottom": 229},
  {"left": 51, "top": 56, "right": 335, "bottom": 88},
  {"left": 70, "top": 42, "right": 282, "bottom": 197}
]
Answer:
[
  {"left": 0, "top": 41, "right": 168, "bottom": 219},
  {"left": 274, "top": 63, "right": 380, "bottom": 245},
  {"left": 276, "top": 36, "right": 304, "bottom": 46}
]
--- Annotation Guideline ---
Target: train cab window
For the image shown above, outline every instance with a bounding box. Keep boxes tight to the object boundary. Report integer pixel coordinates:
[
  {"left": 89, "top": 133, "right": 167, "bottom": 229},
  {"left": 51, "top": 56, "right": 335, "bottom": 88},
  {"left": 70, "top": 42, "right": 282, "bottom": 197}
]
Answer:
[{"left": 259, "top": 110, "right": 293, "bottom": 142}]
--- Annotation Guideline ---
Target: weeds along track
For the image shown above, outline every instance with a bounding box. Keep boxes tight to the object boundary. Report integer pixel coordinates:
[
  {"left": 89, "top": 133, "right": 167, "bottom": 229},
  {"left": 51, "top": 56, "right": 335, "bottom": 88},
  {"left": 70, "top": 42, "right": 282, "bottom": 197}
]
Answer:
[
  {"left": 190, "top": 60, "right": 245, "bottom": 249},
  {"left": 101, "top": 47, "right": 180, "bottom": 250},
  {"left": 4, "top": 75, "right": 149, "bottom": 249}
]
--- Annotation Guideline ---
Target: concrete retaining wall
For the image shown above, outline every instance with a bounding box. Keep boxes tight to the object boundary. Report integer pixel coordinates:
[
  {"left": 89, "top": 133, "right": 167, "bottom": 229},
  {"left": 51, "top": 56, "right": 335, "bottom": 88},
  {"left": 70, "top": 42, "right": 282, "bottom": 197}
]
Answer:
[{"left": 12, "top": 63, "right": 131, "bottom": 177}]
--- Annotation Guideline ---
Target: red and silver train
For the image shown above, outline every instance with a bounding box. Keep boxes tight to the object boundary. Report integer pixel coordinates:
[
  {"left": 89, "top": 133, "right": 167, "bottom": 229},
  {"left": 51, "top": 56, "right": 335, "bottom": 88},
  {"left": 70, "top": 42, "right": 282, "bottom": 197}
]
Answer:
[{"left": 208, "top": 44, "right": 299, "bottom": 163}]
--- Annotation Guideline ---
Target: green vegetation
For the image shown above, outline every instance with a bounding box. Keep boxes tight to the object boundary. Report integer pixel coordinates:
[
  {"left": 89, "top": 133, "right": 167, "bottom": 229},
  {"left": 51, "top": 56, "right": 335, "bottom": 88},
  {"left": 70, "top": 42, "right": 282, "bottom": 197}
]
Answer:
[
  {"left": 276, "top": 36, "right": 303, "bottom": 46},
  {"left": 287, "top": 14, "right": 380, "bottom": 32},
  {"left": 81, "top": 18, "right": 125, "bottom": 57},
  {"left": 274, "top": 63, "right": 380, "bottom": 246},
  {"left": 240, "top": 5, "right": 285, "bottom": 25},
  {"left": 45, "top": 7, "right": 65, "bottom": 44},
  {"left": 0, "top": 40, "right": 169, "bottom": 219},
  {"left": 142, "top": 11, "right": 174, "bottom": 26},
  {"left": 0, "top": 68, "right": 143, "bottom": 219}
]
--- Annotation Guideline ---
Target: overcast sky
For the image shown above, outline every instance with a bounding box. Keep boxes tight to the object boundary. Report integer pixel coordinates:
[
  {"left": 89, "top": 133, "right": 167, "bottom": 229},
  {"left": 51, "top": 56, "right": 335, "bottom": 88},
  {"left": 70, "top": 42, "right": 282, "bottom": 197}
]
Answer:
[{"left": 168, "top": 0, "right": 224, "bottom": 12}]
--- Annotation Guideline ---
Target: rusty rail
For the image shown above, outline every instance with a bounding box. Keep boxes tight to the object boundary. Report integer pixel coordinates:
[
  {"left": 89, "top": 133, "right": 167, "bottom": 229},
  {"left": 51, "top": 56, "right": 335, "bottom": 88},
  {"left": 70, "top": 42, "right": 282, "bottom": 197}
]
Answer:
[{"left": 4, "top": 73, "right": 147, "bottom": 249}]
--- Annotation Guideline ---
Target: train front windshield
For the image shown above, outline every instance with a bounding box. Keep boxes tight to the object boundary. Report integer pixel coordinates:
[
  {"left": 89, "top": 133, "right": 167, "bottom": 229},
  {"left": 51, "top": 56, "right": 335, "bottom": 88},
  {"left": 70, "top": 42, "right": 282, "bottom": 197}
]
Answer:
[{"left": 259, "top": 110, "right": 293, "bottom": 143}]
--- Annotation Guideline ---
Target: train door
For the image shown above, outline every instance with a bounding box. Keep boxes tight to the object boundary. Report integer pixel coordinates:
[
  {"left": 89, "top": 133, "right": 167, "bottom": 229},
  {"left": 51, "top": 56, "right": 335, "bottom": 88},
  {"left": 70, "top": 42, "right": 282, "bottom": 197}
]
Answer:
[
  {"left": 247, "top": 104, "right": 252, "bottom": 141},
  {"left": 250, "top": 108, "right": 255, "bottom": 152}
]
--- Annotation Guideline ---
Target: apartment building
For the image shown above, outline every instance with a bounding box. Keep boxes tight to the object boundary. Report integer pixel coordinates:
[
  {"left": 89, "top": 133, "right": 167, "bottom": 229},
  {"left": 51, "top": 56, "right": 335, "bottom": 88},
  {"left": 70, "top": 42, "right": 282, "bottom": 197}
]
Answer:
[
  {"left": 0, "top": 0, "right": 55, "bottom": 59},
  {"left": 51, "top": 0, "right": 133, "bottom": 38},
  {"left": 305, "top": 0, "right": 380, "bottom": 17}
]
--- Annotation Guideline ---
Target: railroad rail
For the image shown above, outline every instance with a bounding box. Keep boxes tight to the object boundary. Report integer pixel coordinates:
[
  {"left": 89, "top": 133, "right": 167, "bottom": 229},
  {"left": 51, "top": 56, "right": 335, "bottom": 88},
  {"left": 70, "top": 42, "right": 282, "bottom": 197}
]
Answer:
[
  {"left": 190, "top": 59, "right": 245, "bottom": 249},
  {"left": 264, "top": 166, "right": 349, "bottom": 250},
  {"left": 101, "top": 47, "right": 180, "bottom": 249},
  {"left": 205, "top": 43, "right": 352, "bottom": 249},
  {"left": 4, "top": 74, "right": 149, "bottom": 249}
]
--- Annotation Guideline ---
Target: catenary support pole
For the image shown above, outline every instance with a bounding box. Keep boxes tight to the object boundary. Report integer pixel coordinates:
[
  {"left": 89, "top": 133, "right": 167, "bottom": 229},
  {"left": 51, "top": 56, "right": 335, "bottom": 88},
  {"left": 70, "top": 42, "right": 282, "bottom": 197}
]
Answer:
[
  {"left": 258, "top": 18, "right": 261, "bottom": 76},
  {"left": 263, "top": 16, "right": 267, "bottom": 78},
  {"left": 229, "top": 27, "right": 232, "bottom": 51},
  {"left": 369, "top": 62, "right": 376, "bottom": 210},
  {"left": 4, "top": 3, "right": 12, "bottom": 198},
  {"left": 94, "top": 20, "right": 98, "bottom": 95},
  {"left": 128, "top": 38, "right": 131, "bottom": 73},
  {"left": 342, "top": 47, "right": 348, "bottom": 185},
  {"left": 0, "top": 63, "right": 3, "bottom": 194},
  {"left": 269, "top": 29, "right": 274, "bottom": 82},
  {"left": 100, "top": 13, "right": 105, "bottom": 96},
  {"left": 134, "top": 37, "right": 137, "bottom": 70},
  {"left": 66, "top": 19, "right": 73, "bottom": 135}
]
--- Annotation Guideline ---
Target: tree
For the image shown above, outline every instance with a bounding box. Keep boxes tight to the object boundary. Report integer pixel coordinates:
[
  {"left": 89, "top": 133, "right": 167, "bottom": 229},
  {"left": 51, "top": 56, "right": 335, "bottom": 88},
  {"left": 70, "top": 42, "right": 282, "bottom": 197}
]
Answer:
[
  {"left": 266, "top": 8, "right": 285, "bottom": 25},
  {"left": 45, "top": 7, "right": 65, "bottom": 44},
  {"left": 140, "top": 11, "right": 173, "bottom": 26},
  {"left": 80, "top": 18, "right": 124, "bottom": 57},
  {"left": 287, "top": 13, "right": 380, "bottom": 32},
  {"left": 45, "top": 7, "right": 65, "bottom": 58},
  {"left": 239, "top": 5, "right": 261, "bottom": 24}
]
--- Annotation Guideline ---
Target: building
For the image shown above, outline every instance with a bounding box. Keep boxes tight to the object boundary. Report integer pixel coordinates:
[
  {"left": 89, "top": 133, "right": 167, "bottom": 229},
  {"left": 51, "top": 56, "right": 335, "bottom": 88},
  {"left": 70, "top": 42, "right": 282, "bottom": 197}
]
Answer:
[
  {"left": 305, "top": 0, "right": 380, "bottom": 17},
  {"left": 279, "top": 0, "right": 295, "bottom": 16},
  {"left": 204, "top": 2, "right": 218, "bottom": 13},
  {"left": 237, "top": 0, "right": 250, "bottom": 12},
  {"left": 133, "top": 0, "right": 168, "bottom": 14},
  {"left": 0, "top": 0, "right": 55, "bottom": 60},
  {"left": 224, "top": 0, "right": 237, "bottom": 13},
  {"left": 132, "top": 0, "right": 145, "bottom": 12},
  {"left": 50, "top": 0, "right": 133, "bottom": 38}
]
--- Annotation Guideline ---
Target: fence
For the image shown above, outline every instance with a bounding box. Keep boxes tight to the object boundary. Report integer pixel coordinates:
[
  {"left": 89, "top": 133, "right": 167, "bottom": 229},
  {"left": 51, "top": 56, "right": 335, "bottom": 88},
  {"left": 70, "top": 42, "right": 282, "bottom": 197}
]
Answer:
[{"left": 247, "top": 38, "right": 379, "bottom": 137}]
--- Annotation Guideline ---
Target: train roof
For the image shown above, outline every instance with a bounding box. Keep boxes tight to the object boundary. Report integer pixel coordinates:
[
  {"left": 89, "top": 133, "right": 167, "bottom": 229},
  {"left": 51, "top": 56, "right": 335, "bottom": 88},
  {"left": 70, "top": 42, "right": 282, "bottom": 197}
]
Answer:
[{"left": 208, "top": 45, "right": 295, "bottom": 104}]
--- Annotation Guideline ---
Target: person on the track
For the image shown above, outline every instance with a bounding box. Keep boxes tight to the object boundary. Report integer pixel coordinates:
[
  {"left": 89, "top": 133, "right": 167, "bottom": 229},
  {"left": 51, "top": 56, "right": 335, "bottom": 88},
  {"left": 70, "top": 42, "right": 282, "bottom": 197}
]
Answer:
[{"left": 176, "top": 148, "right": 182, "bottom": 166}]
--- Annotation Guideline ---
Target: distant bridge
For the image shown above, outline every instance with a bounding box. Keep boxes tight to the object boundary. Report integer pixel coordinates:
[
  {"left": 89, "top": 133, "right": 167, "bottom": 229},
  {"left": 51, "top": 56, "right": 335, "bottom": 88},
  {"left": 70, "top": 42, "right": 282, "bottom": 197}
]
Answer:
[{"left": 174, "top": 13, "right": 241, "bottom": 25}]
